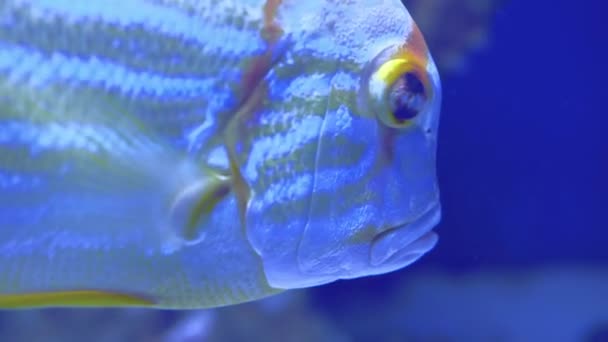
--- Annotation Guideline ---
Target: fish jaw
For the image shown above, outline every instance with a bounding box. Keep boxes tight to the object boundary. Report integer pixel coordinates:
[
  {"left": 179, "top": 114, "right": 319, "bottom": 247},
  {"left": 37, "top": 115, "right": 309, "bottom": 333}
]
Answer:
[{"left": 369, "top": 204, "right": 440, "bottom": 272}]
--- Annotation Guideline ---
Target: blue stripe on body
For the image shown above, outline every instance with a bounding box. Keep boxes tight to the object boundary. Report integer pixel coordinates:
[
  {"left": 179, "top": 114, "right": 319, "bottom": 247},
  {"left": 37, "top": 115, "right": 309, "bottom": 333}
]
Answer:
[
  {"left": 0, "top": 43, "right": 216, "bottom": 100},
  {"left": 244, "top": 114, "right": 323, "bottom": 181},
  {"left": 25, "top": 0, "right": 265, "bottom": 58},
  {"left": 0, "top": 120, "right": 162, "bottom": 157}
]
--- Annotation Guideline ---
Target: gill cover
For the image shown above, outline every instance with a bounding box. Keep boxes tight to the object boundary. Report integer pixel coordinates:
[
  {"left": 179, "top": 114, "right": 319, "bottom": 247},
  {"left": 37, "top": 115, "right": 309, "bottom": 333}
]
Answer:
[{"left": 226, "top": 2, "right": 442, "bottom": 289}]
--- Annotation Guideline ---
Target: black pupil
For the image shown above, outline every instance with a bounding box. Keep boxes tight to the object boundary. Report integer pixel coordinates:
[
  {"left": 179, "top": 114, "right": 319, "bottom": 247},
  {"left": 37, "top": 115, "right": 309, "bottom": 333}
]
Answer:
[{"left": 388, "top": 72, "right": 427, "bottom": 123}]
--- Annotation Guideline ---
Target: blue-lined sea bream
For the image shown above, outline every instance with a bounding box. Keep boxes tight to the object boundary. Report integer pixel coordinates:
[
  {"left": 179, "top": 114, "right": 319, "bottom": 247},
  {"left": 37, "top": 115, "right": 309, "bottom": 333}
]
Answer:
[{"left": 0, "top": 0, "right": 442, "bottom": 308}]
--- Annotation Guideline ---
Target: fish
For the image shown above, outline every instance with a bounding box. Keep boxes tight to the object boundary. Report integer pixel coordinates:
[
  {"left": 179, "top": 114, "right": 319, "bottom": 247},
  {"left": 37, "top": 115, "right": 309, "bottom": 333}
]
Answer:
[{"left": 0, "top": 0, "right": 441, "bottom": 309}]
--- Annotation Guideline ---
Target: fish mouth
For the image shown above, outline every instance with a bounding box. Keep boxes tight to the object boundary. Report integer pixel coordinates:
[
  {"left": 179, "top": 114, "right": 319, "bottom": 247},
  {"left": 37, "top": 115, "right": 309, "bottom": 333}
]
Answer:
[{"left": 370, "top": 204, "right": 441, "bottom": 267}]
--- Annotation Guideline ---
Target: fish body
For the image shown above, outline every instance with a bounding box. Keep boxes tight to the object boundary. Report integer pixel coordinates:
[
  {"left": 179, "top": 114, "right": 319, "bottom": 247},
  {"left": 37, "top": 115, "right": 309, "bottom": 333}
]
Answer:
[{"left": 0, "top": 0, "right": 442, "bottom": 308}]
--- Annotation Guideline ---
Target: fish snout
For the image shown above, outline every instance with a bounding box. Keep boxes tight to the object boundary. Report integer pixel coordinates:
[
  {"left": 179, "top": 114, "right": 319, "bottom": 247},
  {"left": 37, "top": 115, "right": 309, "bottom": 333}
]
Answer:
[{"left": 368, "top": 203, "right": 440, "bottom": 273}]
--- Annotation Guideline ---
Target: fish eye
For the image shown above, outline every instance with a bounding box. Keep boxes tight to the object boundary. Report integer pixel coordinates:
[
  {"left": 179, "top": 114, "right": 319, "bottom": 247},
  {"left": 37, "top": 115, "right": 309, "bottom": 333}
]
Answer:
[{"left": 367, "top": 55, "right": 433, "bottom": 128}]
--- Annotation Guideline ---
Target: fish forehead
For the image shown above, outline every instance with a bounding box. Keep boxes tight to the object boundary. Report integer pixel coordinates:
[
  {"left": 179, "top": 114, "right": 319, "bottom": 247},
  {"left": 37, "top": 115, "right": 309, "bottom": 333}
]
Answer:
[{"left": 279, "top": 0, "right": 413, "bottom": 62}]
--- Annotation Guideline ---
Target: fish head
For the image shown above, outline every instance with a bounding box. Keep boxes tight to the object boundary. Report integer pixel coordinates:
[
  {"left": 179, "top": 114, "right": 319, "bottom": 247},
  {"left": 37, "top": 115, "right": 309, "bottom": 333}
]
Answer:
[
  {"left": 226, "top": 0, "right": 441, "bottom": 289},
  {"left": 295, "top": 2, "right": 443, "bottom": 287}
]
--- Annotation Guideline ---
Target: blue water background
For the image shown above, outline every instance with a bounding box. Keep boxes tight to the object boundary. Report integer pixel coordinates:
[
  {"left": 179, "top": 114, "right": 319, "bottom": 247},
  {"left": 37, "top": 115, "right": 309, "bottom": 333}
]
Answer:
[{"left": 429, "top": 0, "right": 606, "bottom": 266}]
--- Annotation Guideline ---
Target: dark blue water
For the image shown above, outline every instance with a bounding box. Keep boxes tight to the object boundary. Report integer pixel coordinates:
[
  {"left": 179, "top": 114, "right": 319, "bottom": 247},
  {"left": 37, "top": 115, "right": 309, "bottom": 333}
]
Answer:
[
  {"left": 435, "top": 0, "right": 607, "bottom": 266},
  {"left": 386, "top": 0, "right": 601, "bottom": 273},
  {"left": 312, "top": 0, "right": 607, "bottom": 333}
]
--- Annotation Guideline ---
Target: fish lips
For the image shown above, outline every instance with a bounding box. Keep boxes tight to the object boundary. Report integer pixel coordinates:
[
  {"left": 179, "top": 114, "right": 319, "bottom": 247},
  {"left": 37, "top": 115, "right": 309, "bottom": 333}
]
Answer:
[{"left": 370, "top": 203, "right": 441, "bottom": 268}]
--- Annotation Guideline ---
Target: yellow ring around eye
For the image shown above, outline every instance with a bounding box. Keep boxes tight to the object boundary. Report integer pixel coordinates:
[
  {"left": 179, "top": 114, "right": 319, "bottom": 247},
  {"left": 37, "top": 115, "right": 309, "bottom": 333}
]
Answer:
[
  {"left": 375, "top": 58, "right": 412, "bottom": 86},
  {"left": 368, "top": 56, "right": 432, "bottom": 128}
]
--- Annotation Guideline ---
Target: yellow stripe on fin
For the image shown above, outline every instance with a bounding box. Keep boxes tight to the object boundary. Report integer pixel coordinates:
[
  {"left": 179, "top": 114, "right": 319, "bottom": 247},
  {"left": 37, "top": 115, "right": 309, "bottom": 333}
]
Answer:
[
  {"left": 0, "top": 290, "right": 155, "bottom": 308},
  {"left": 169, "top": 171, "right": 231, "bottom": 244}
]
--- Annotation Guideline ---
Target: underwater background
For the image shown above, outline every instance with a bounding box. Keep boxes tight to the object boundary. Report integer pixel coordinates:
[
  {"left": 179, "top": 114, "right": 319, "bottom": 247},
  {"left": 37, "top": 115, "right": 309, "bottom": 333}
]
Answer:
[{"left": 0, "top": 0, "right": 605, "bottom": 341}]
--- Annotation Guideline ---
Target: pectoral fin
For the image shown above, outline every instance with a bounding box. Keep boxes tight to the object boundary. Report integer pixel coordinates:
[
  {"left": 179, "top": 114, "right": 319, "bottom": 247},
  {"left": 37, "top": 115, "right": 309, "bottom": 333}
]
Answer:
[{"left": 168, "top": 169, "right": 232, "bottom": 245}]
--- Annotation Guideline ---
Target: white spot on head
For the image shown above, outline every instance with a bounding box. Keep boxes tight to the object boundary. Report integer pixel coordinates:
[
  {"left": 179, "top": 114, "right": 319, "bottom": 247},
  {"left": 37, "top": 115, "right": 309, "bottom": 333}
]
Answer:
[{"left": 282, "top": 0, "right": 413, "bottom": 64}]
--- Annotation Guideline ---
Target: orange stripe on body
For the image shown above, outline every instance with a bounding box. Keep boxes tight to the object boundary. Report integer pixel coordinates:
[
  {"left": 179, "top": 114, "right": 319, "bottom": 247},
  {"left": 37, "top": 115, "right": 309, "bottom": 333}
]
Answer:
[
  {"left": 239, "top": 0, "right": 285, "bottom": 101},
  {"left": 222, "top": 1, "right": 287, "bottom": 230},
  {"left": 262, "top": 0, "right": 283, "bottom": 43}
]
